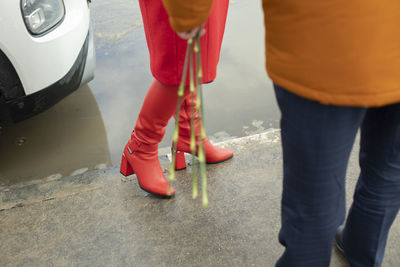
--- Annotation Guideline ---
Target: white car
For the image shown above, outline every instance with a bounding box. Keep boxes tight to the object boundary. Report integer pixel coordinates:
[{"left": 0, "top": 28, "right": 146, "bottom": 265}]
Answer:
[{"left": 0, "top": 0, "right": 95, "bottom": 126}]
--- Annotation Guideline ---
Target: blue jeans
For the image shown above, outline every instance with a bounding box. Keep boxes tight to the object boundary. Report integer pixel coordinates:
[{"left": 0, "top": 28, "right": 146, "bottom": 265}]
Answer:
[{"left": 274, "top": 85, "right": 400, "bottom": 267}]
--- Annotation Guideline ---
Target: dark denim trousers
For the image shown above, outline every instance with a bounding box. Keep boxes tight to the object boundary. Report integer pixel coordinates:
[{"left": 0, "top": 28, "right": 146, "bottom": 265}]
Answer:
[{"left": 274, "top": 85, "right": 400, "bottom": 267}]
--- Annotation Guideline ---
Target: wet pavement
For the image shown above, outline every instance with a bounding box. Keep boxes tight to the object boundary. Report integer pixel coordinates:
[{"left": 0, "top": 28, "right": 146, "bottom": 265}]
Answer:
[
  {"left": 1, "top": 131, "right": 399, "bottom": 266},
  {"left": 0, "top": 0, "right": 279, "bottom": 186},
  {"left": 1, "top": 1, "right": 399, "bottom": 266}
]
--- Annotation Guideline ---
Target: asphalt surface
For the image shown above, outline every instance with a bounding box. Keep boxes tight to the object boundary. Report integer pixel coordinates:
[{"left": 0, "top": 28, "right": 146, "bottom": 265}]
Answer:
[{"left": 1, "top": 130, "right": 399, "bottom": 266}]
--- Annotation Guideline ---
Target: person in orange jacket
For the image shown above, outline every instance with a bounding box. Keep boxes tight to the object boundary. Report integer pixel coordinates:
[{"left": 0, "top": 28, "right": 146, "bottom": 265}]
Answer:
[
  {"left": 162, "top": 0, "right": 400, "bottom": 266},
  {"left": 120, "top": 0, "right": 233, "bottom": 198}
]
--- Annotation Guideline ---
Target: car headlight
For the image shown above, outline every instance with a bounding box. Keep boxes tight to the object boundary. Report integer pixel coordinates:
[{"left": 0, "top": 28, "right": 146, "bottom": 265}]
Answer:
[{"left": 21, "top": 0, "right": 65, "bottom": 35}]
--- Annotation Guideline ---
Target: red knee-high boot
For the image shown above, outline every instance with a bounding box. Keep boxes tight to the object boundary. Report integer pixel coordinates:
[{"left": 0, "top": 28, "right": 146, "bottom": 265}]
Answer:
[
  {"left": 120, "top": 80, "right": 185, "bottom": 197},
  {"left": 174, "top": 94, "right": 234, "bottom": 170}
]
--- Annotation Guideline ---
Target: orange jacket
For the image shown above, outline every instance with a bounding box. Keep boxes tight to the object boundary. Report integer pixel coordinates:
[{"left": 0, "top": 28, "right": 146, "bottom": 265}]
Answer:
[{"left": 162, "top": 0, "right": 400, "bottom": 107}]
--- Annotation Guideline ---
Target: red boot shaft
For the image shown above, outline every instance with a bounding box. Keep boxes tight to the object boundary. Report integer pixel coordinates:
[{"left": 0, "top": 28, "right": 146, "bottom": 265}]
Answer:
[
  {"left": 174, "top": 94, "right": 233, "bottom": 170},
  {"left": 120, "top": 80, "right": 188, "bottom": 196}
]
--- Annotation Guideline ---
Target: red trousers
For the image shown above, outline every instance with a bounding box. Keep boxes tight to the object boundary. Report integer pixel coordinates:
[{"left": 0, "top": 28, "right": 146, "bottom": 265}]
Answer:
[{"left": 139, "top": 0, "right": 229, "bottom": 86}]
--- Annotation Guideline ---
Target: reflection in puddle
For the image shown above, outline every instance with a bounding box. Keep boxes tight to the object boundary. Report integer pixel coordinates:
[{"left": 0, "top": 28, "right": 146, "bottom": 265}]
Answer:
[{"left": 0, "top": 86, "right": 111, "bottom": 186}]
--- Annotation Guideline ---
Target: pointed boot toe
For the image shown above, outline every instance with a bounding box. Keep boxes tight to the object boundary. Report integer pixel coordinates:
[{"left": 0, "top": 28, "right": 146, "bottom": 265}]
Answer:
[{"left": 204, "top": 139, "right": 233, "bottom": 164}]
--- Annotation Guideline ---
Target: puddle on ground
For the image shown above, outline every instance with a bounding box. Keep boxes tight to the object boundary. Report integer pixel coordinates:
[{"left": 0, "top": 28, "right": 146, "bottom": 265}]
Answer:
[
  {"left": 0, "top": 86, "right": 111, "bottom": 186},
  {"left": 0, "top": 0, "right": 279, "bottom": 186}
]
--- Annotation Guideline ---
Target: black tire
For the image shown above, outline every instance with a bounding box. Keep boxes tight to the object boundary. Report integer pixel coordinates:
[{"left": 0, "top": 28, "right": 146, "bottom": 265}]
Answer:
[{"left": 0, "top": 50, "right": 24, "bottom": 101}]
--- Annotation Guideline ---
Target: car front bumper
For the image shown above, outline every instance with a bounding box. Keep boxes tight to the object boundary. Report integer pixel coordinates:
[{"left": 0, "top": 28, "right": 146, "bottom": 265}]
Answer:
[{"left": 0, "top": 29, "right": 93, "bottom": 125}]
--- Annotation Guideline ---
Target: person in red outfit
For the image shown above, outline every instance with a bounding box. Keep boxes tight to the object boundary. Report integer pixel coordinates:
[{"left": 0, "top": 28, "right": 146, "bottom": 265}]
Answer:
[{"left": 119, "top": 0, "right": 233, "bottom": 197}]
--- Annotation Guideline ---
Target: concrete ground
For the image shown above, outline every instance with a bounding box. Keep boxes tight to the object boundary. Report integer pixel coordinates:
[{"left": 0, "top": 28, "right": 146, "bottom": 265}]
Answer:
[{"left": 0, "top": 129, "right": 399, "bottom": 266}]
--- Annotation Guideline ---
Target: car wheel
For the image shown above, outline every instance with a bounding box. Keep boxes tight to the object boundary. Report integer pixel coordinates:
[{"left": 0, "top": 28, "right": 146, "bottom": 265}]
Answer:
[{"left": 0, "top": 50, "right": 24, "bottom": 101}]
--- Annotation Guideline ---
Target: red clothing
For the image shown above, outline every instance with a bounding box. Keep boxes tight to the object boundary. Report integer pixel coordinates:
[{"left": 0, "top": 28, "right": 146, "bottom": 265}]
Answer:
[{"left": 139, "top": 0, "right": 229, "bottom": 86}]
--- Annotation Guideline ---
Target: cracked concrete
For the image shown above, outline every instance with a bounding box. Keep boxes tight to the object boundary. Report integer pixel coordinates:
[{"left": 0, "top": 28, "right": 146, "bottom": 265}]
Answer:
[{"left": 0, "top": 130, "right": 399, "bottom": 266}]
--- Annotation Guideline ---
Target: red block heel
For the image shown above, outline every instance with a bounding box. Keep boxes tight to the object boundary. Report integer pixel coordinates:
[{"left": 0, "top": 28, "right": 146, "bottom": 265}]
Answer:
[
  {"left": 175, "top": 151, "right": 187, "bottom": 170},
  {"left": 120, "top": 154, "right": 134, "bottom": 176}
]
